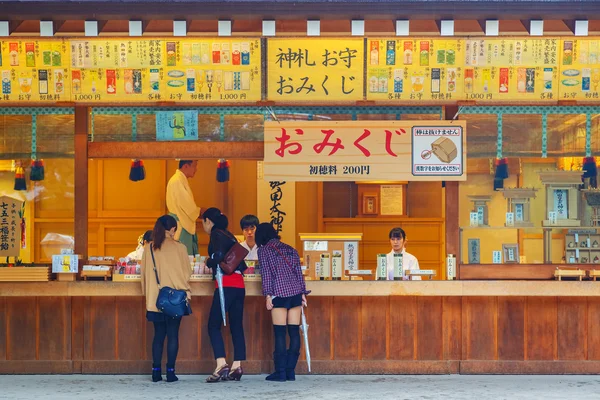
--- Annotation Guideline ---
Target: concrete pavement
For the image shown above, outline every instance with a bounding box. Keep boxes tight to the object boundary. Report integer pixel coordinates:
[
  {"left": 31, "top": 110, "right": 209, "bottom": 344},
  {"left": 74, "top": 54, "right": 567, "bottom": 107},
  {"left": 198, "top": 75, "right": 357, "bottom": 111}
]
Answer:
[{"left": 1, "top": 374, "right": 600, "bottom": 399}]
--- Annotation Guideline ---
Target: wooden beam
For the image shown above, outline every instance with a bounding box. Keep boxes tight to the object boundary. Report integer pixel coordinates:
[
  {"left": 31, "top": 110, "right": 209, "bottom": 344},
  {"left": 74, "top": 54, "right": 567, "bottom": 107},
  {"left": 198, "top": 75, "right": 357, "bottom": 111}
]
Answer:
[
  {"left": 53, "top": 20, "right": 66, "bottom": 34},
  {"left": 97, "top": 20, "right": 108, "bottom": 34},
  {"left": 444, "top": 105, "right": 460, "bottom": 275},
  {"left": 562, "top": 19, "right": 576, "bottom": 35},
  {"left": 88, "top": 141, "right": 264, "bottom": 159},
  {"left": 74, "top": 106, "right": 90, "bottom": 264},
  {"left": 459, "top": 264, "right": 558, "bottom": 280},
  {"left": 9, "top": 20, "right": 23, "bottom": 35}
]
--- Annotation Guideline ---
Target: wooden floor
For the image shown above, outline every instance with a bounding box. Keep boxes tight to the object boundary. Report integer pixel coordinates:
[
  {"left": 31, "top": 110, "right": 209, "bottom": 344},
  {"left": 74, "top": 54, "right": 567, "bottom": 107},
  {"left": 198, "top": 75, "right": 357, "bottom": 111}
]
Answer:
[{"left": 2, "top": 295, "right": 600, "bottom": 374}]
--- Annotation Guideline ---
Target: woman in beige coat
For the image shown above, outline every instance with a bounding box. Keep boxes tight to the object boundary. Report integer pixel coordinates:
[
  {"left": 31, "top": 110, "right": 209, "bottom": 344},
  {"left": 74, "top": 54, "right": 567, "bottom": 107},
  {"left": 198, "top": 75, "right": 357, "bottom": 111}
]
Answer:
[{"left": 141, "top": 215, "right": 191, "bottom": 383}]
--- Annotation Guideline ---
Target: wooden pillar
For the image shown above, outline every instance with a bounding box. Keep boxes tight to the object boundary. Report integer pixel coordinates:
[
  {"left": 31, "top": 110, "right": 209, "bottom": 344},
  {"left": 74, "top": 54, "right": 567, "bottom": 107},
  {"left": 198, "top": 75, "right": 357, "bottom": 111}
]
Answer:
[
  {"left": 444, "top": 106, "right": 460, "bottom": 274},
  {"left": 74, "top": 107, "right": 90, "bottom": 263}
]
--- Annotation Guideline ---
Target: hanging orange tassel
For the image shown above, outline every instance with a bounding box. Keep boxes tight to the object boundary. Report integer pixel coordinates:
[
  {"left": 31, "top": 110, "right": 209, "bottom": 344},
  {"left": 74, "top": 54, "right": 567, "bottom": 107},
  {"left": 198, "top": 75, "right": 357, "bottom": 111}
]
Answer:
[
  {"left": 216, "top": 159, "right": 230, "bottom": 182},
  {"left": 14, "top": 166, "right": 26, "bottom": 191}
]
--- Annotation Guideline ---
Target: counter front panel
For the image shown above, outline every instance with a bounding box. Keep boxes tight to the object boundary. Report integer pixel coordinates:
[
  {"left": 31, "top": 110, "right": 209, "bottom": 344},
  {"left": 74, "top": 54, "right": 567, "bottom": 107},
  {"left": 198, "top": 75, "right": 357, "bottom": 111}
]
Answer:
[{"left": 2, "top": 282, "right": 600, "bottom": 375}]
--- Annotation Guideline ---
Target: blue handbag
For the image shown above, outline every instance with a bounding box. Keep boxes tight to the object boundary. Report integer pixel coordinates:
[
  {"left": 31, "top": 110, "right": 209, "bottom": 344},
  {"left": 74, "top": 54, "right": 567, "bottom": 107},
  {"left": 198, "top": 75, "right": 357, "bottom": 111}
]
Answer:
[{"left": 150, "top": 246, "right": 192, "bottom": 318}]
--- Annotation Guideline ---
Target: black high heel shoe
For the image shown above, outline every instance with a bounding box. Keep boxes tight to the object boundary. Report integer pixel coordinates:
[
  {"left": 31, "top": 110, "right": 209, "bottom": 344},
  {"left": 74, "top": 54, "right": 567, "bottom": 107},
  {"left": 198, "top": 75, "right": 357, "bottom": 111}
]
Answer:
[
  {"left": 228, "top": 366, "right": 244, "bottom": 381},
  {"left": 206, "top": 364, "right": 230, "bottom": 383}
]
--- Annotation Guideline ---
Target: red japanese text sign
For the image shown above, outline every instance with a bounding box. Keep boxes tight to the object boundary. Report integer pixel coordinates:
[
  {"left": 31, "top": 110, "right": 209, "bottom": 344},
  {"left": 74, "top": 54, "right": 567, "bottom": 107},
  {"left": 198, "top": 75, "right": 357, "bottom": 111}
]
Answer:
[{"left": 263, "top": 120, "right": 467, "bottom": 182}]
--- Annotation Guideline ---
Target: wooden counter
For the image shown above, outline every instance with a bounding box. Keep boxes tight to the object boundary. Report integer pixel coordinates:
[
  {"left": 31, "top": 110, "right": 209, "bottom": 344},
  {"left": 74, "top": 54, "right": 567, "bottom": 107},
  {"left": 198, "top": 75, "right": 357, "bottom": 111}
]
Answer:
[
  {"left": 2, "top": 280, "right": 600, "bottom": 375},
  {"left": 3, "top": 280, "right": 600, "bottom": 297}
]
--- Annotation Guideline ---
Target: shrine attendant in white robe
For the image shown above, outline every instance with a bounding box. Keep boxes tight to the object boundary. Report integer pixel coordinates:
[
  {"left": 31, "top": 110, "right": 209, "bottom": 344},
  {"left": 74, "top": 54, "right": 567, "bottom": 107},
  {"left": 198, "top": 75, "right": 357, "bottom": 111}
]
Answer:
[{"left": 386, "top": 227, "right": 421, "bottom": 281}]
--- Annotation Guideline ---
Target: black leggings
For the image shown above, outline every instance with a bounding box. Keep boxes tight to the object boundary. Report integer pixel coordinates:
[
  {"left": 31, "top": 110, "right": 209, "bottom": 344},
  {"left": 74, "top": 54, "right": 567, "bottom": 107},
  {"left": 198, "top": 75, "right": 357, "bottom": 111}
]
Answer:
[
  {"left": 152, "top": 318, "right": 182, "bottom": 369},
  {"left": 208, "top": 287, "right": 246, "bottom": 361}
]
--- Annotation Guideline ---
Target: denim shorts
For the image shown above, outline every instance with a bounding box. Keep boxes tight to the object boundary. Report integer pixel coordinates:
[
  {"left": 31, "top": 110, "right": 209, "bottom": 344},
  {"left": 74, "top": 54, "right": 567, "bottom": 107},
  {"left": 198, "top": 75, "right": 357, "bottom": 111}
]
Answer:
[{"left": 272, "top": 294, "right": 303, "bottom": 309}]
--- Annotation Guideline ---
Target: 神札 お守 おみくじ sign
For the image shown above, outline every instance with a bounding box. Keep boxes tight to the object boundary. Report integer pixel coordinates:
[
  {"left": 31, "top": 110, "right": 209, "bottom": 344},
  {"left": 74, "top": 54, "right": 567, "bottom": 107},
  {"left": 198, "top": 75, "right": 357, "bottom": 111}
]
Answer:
[
  {"left": 263, "top": 120, "right": 466, "bottom": 182},
  {"left": 267, "top": 38, "right": 364, "bottom": 102}
]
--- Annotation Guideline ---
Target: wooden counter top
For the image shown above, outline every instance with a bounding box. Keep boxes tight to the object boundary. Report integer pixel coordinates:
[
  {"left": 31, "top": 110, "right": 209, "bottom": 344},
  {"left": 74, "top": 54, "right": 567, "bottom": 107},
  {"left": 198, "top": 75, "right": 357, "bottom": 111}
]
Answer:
[{"left": 2, "top": 280, "right": 600, "bottom": 297}]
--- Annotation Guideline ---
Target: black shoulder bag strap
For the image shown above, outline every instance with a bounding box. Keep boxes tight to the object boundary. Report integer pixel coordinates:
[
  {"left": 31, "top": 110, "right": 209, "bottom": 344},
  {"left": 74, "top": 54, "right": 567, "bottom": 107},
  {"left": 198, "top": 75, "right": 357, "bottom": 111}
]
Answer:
[{"left": 150, "top": 246, "right": 161, "bottom": 288}]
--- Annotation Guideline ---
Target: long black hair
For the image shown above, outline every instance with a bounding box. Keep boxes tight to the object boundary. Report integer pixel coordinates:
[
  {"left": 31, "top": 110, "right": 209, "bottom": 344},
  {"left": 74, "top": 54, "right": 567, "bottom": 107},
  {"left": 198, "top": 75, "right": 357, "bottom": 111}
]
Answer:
[
  {"left": 152, "top": 215, "right": 178, "bottom": 250},
  {"left": 202, "top": 207, "right": 228, "bottom": 230}
]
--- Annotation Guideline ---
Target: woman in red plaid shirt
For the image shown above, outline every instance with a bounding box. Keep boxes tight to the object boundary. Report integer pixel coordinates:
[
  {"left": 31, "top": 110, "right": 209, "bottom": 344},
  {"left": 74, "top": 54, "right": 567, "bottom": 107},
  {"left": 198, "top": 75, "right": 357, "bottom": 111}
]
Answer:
[{"left": 256, "top": 222, "right": 309, "bottom": 382}]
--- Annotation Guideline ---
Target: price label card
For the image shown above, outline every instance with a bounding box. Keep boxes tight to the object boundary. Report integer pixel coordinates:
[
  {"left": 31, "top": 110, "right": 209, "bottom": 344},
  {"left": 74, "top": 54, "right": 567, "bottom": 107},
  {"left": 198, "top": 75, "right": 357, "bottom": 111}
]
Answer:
[
  {"left": 548, "top": 211, "right": 558, "bottom": 225},
  {"left": 506, "top": 212, "right": 515, "bottom": 227},
  {"left": 492, "top": 251, "right": 502, "bottom": 264},
  {"left": 470, "top": 212, "right": 479, "bottom": 227}
]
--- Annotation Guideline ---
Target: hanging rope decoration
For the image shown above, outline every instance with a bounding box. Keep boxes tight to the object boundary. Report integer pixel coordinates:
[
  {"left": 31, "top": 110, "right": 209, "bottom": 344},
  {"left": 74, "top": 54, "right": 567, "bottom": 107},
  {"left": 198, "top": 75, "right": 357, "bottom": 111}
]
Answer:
[
  {"left": 30, "top": 159, "right": 45, "bottom": 181},
  {"left": 216, "top": 159, "right": 230, "bottom": 183},
  {"left": 493, "top": 113, "right": 509, "bottom": 191},
  {"left": 129, "top": 159, "right": 146, "bottom": 182},
  {"left": 583, "top": 114, "right": 597, "bottom": 188},
  {"left": 29, "top": 114, "right": 45, "bottom": 182}
]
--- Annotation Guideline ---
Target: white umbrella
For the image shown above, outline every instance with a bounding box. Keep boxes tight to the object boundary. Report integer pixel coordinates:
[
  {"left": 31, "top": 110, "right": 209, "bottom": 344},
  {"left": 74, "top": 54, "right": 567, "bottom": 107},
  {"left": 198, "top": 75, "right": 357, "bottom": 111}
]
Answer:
[
  {"left": 215, "top": 266, "right": 227, "bottom": 326},
  {"left": 301, "top": 307, "right": 311, "bottom": 373}
]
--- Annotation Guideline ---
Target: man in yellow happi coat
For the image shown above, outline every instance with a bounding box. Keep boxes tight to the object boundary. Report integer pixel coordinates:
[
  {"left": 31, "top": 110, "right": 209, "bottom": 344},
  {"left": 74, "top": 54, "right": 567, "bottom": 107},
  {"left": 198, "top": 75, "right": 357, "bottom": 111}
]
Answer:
[{"left": 166, "top": 160, "right": 201, "bottom": 255}]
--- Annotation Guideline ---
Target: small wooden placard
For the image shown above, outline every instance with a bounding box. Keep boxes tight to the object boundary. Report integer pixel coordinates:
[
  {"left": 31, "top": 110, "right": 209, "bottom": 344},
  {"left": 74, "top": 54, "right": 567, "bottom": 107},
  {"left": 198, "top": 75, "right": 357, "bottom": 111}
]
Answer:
[
  {"left": 554, "top": 267, "right": 586, "bottom": 281},
  {"left": 589, "top": 270, "right": 600, "bottom": 281},
  {"left": 81, "top": 269, "right": 112, "bottom": 281}
]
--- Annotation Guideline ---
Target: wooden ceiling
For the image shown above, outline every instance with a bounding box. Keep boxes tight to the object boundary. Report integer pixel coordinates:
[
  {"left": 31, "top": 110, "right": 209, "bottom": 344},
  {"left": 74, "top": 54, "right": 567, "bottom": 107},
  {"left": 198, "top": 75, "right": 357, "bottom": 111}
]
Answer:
[
  {"left": 1, "top": 0, "right": 600, "bottom": 33},
  {"left": 1, "top": 0, "right": 600, "bottom": 20},
  {"left": 4, "top": 19, "right": 600, "bottom": 37}
]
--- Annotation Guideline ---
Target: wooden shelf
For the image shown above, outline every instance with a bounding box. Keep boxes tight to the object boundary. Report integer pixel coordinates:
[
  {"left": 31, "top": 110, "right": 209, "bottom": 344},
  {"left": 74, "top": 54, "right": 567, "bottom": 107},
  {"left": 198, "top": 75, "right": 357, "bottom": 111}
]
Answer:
[{"left": 0, "top": 267, "right": 50, "bottom": 282}]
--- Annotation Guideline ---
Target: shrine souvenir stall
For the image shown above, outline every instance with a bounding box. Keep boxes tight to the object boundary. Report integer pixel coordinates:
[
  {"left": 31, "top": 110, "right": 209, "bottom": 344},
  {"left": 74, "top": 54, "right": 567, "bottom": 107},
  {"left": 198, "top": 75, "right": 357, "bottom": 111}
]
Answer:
[{"left": 3, "top": 1, "right": 600, "bottom": 375}]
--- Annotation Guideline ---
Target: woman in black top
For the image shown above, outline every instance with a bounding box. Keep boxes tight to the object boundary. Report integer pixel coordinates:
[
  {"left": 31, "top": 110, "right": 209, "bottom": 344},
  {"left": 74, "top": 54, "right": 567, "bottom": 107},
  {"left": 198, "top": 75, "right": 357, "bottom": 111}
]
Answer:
[{"left": 202, "top": 207, "right": 247, "bottom": 383}]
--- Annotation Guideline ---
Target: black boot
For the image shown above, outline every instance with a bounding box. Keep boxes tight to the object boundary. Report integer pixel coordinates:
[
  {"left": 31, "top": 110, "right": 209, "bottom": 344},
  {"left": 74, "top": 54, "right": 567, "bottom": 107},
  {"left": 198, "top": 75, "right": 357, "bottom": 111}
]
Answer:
[
  {"left": 285, "top": 350, "right": 300, "bottom": 381},
  {"left": 152, "top": 367, "right": 162, "bottom": 382},
  {"left": 166, "top": 366, "right": 178, "bottom": 382},
  {"left": 265, "top": 352, "right": 287, "bottom": 382}
]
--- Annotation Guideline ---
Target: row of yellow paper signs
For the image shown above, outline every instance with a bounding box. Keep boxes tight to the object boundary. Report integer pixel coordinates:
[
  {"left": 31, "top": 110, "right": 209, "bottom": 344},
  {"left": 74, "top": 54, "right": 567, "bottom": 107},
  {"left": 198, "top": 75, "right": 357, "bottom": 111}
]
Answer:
[{"left": 0, "top": 37, "right": 598, "bottom": 102}]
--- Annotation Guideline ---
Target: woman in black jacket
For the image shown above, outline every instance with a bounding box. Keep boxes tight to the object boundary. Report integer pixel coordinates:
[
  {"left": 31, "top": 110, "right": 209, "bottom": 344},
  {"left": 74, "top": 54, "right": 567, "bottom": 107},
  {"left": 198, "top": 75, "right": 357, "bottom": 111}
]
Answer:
[{"left": 202, "top": 207, "right": 247, "bottom": 383}]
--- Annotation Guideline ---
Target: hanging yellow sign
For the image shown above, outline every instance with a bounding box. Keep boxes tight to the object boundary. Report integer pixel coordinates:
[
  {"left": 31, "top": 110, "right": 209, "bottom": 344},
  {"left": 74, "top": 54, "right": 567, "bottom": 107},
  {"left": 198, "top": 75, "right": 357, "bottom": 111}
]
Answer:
[
  {"left": 69, "top": 38, "right": 261, "bottom": 102},
  {"left": 0, "top": 40, "right": 70, "bottom": 102},
  {"left": 559, "top": 38, "right": 600, "bottom": 101},
  {"left": 366, "top": 38, "right": 464, "bottom": 102},
  {"left": 267, "top": 38, "right": 364, "bottom": 102},
  {"left": 462, "top": 38, "right": 559, "bottom": 101}
]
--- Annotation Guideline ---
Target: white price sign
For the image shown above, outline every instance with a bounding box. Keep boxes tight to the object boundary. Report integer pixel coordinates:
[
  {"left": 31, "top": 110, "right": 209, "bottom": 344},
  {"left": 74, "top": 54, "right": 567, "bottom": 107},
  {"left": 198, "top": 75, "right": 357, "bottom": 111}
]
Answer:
[
  {"left": 506, "top": 212, "right": 514, "bottom": 227},
  {"left": 492, "top": 251, "right": 502, "bottom": 264}
]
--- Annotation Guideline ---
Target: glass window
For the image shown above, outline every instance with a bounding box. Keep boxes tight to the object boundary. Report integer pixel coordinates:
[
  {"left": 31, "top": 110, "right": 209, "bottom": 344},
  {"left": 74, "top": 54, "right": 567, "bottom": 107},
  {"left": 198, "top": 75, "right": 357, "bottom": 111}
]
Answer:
[
  {"left": 591, "top": 115, "right": 600, "bottom": 154},
  {"left": 547, "top": 114, "right": 586, "bottom": 157},
  {"left": 502, "top": 114, "right": 542, "bottom": 158},
  {"left": 37, "top": 114, "right": 74, "bottom": 158},
  {"left": 0, "top": 115, "right": 31, "bottom": 159},
  {"left": 459, "top": 114, "right": 497, "bottom": 158},
  {"left": 224, "top": 114, "right": 263, "bottom": 141},
  {"left": 92, "top": 115, "right": 132, "bottom": 142}
]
